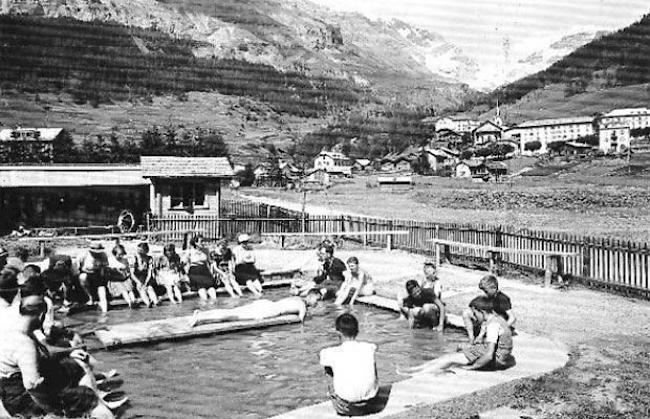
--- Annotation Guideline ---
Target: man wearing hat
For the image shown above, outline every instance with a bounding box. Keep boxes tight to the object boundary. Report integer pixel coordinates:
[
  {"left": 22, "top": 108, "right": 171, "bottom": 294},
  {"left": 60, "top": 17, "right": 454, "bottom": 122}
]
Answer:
[
  {"left": 78, "top": 242, "right": 110, "bottom": 313},
  {"left": 232, "top": 234, "right": 263, "bottom": 296}
]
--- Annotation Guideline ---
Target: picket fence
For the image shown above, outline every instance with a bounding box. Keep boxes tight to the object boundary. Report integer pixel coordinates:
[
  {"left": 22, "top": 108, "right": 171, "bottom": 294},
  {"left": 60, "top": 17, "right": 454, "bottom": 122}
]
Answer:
[{"left": 147, "top": 200, "right": 650, "bottom": 298}]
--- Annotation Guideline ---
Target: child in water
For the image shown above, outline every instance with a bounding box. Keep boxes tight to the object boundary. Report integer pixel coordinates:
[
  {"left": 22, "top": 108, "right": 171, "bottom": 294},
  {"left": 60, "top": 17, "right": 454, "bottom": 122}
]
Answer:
[
  {"left": 155, "top": 244, "right": 184, "bottom": 304},
  {"left": 107, "top": 244, "right": 137, "bottom": 309},
  {"left": 131, "top": 242, "right": 158, "bottom": 307}
]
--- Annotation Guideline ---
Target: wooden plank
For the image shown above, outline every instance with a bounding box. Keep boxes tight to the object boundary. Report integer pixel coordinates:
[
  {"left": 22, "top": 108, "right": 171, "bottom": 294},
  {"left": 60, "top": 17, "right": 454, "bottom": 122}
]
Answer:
[
  {"left": 428, "top": 239, "right": 580, "bottom": 257},
  {"left": 17, "top": 229, "right": 206, "bottom": 242},
  {"left": 95, "top": 314, "right": 301, "bottom": 348}
]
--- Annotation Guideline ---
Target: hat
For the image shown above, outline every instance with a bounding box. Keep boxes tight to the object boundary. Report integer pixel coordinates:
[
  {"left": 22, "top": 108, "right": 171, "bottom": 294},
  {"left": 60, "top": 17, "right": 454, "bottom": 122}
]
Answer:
[
  {"left": 423, "top": 259, "right": 436, "bottom": 267},
  {"left": 238, "top": 234, "right": 251, "bottom": 244},
  {"left": 88, "top": 242, "right": 105, "bottom": 253}
]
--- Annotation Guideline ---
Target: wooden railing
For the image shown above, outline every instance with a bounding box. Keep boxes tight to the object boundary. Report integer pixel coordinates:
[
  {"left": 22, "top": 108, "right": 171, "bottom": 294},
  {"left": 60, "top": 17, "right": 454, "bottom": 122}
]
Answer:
[{"left": 146, "top": 199, "right": 650, "bottom": 298}]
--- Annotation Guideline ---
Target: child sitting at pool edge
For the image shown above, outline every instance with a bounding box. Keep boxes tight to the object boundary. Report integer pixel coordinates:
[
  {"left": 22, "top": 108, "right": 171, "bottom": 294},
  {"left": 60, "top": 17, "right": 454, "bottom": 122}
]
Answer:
[{"left": 319, "top": 313, "right": 385, "bottom": 416}]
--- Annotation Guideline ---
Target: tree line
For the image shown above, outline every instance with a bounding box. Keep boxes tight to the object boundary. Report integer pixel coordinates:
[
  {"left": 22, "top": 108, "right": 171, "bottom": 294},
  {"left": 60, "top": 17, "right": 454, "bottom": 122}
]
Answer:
[{"left": 47, "top": 127, "right": 229, "bottom": 163}]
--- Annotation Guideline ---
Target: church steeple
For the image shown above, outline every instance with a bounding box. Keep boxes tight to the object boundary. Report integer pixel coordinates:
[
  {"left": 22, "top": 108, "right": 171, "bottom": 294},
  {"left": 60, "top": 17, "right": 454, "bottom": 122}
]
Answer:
[{"left": 493, "top": 96, "right": 503, "bottom": 126}]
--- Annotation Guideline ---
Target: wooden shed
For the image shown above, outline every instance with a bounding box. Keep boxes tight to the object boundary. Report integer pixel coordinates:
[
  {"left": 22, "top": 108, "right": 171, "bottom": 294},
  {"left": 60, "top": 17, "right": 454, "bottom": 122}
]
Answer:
[{"left": 140, "top": 156, "right": 234, "bottom": 217}]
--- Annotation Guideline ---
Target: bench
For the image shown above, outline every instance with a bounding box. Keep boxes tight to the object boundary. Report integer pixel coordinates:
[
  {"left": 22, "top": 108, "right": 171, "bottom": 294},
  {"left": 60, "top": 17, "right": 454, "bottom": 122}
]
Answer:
[
  {"left": 429, "top": 239, "right": 580, "bottom": 287},
  {"left": 261, "top": 230, "right": 409, "bottom": 250}
]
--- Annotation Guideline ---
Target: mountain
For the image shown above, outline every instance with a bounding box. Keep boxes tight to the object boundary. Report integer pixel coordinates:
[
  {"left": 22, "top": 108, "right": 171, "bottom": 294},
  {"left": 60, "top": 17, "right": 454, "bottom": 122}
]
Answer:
[
  {"left": 458, "top": 13, "right": 650, "bottom": 122},
  {"left": 467, "top": 31, "right": 607, "bottom": 91},
  {"left": 0, "top": 0, "right": 476, "bottom": 90}
]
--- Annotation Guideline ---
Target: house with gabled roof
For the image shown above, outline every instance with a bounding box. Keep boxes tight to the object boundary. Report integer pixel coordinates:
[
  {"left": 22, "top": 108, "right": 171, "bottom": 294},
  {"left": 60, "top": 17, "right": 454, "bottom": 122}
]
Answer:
[{"left": 140, "top": 156, "right": 234, "bottom": 216}]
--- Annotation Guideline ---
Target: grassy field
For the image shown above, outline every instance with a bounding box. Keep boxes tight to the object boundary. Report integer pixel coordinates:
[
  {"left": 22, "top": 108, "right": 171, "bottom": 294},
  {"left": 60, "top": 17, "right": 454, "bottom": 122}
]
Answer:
[{"left": 236, "top": 155, "right": 650, "bottom": 243}]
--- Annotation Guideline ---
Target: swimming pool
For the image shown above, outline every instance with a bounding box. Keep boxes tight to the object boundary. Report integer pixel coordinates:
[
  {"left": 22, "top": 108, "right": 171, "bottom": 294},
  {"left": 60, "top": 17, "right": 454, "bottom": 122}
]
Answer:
[{"left": 73, "top": 292, "right": 465, "bottom": 419}]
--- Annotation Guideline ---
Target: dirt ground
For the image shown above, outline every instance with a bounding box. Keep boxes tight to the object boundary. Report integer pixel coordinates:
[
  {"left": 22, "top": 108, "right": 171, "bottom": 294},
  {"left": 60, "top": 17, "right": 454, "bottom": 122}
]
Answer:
[{"left": 234, "top": 161, "right": 650, "bottom": 243}]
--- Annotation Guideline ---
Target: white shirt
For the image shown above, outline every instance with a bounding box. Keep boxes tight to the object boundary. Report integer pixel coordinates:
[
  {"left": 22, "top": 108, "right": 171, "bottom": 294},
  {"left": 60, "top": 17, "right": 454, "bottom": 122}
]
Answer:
[
  {"left": 320, "top": 341, "right": 379, "bottom": 402},
  {"left": 232, "top": 245, "right": 256, "bottom": 265}
]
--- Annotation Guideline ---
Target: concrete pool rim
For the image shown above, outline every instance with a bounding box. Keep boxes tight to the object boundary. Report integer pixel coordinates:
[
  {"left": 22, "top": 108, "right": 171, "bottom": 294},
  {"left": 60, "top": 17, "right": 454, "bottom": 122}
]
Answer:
[{"left": 268, "top": 293, "right": 570, "bottom": 419}]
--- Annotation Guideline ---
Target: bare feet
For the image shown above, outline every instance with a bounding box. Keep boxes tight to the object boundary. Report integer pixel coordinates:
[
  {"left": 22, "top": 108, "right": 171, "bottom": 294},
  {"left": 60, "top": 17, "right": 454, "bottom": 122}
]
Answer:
[{"left": 188, "top": 310, "right": 200, "bottom": 328}]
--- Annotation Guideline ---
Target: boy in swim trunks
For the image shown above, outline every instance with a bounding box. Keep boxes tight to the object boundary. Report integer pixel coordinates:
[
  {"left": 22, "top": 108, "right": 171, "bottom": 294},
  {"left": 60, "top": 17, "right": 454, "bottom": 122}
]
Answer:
[{"left": 400, "top": 296, "right": 514, "bottom": 375}]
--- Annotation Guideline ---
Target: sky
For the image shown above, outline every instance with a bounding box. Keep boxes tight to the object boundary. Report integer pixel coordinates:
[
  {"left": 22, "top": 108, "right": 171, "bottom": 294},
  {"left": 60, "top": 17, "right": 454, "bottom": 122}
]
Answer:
[{"left": 310, "top": 0, "right": 650, "bottom": 72}]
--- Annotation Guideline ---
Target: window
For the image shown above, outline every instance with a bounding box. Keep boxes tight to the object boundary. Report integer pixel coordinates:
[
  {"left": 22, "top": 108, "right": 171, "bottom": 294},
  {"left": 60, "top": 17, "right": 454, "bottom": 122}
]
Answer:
[{"left": 170, "top": 182, "right": 206, "bottom": 209}]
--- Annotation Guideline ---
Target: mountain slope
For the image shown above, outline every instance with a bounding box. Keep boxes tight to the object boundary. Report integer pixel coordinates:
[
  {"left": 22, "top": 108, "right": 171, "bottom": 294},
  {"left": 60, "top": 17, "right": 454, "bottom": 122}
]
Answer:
[
  {"left": 458, "top": 13, "right": 650, "bottom": 120},
  {"left": 1, "top": 0, "right": 477, "bottom": 90}
]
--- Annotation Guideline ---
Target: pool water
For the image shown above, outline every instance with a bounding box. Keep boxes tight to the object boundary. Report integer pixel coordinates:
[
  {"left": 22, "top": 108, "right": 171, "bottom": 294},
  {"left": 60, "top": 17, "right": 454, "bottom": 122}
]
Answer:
[{"left": 72, "top": 292, "right": 465, "bottom": 419}]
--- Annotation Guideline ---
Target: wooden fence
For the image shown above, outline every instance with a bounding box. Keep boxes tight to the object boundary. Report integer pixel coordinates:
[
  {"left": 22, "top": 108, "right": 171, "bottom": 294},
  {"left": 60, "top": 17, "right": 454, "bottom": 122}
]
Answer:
[{"left": 147, "top": 200, "right": 650, "bottom": 298}]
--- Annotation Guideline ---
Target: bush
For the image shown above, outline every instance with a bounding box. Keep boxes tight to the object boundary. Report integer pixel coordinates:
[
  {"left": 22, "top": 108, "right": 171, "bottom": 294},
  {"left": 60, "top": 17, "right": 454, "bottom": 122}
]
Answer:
[{"left": 524, "top": 140, "right": 542, "bottom": 152}]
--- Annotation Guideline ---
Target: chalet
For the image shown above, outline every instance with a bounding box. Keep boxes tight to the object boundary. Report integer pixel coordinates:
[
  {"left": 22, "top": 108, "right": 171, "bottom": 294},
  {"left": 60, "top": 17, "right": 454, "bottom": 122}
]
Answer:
[
  {"left": 0, "top": 164, "right": 149, "bottom": 232},
  {"left": 455, "top": 160, "right": 487, "bottom": 179},
  {"left": 303, "top": 168, "right": 331, "bottom": 186},
  {"left": 313, "top": 151, "right": 352, "bottom": 176},
  {"left": 485, "top": 161, "right": 508, "bottom": 180},
  {"left": 140, "top": 156, "right": 234, "bottom": 216},
  {"left": 423, "top": 147, "right": 458, "bottom": 172},
  {"left": 434, "top": 128, "right": 464, "bottom": 147},
  {"left": 473, "top": 121, "right": 505, "bottom": 146},
  {"left": 0, "top": 127, "right": 66, "bottom": 163},
  {"left": 351, "top": 159, "right": 372, "bottom": 173},
  {"left": 380, "top": 155, "right": 413, "bottom": 173}
]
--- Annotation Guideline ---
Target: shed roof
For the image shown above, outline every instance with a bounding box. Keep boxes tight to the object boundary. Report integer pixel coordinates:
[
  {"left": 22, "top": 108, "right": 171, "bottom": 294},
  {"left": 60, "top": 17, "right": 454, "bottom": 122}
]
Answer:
[
  {"left": 0, "top": 128, "right": 63, "bottom": 142},
  {"left": 140, "top": 156, "right": 234, "bottom": 178},
  {"left": 0, "top": 165, "right": 148, "bottom": 187}
]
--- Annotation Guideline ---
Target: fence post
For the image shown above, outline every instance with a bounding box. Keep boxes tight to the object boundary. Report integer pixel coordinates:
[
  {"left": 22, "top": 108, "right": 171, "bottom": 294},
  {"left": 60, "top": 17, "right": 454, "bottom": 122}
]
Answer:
[
  {"left": 435, "top": 241, "right": 441, "bottom": 266},
  {"left": 363, "top": 218, "right": 368, "bottom": 247},
  {"left": 387, "top": 220, "right": 394, "bottom": 251}
]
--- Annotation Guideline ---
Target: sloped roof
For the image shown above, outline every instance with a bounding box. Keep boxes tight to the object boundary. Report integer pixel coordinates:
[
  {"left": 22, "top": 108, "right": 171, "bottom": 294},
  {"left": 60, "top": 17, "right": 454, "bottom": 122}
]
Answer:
[
  {"left": 459, "top": 159, "right": 485, "bottom": 168},
  {"left": 0, "top": 165, "right": 148, "bottom": 187},
  {"left": 0, "top": 128, "right": 63, "bottom": 142},
  {"left": 353, "top": 159, "right": 371, "bottom": 166},
  {"left": 513, "top": 116, "right": 593, "bottom": 129},
  {"left": 604, "top": 108, "right": 650, "bottom": 117},
  {"left": 473, "top": 121, "right": 505, "bottom": 133},
  {"left": 140, "top": 156, "right": 233, "bottom": 178}
]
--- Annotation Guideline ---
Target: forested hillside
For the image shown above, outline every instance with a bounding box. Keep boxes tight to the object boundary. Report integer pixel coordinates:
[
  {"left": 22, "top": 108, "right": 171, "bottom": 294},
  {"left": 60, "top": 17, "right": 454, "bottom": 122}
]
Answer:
[{"left": 0, "top": 15, "right": 358, "bottom": 117}]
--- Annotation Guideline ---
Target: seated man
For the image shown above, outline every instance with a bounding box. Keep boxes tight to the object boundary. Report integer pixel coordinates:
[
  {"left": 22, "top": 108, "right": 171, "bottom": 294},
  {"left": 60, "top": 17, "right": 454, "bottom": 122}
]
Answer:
[
  {"left": 293, "top": 244, "right": 347, "bottom": 300},
  {"left": 397, "top": 280, "right": 445, "bottom": 332},
  {"left": 400, "top": 296, "right": 514, "bottom": 375},
  {"left": 462, "top": 274, "right": 516, "bottom": 343},
  {"left": 189, "top": 291, "right": 321, "bottom": 327},
  {"left": 0, "top": 295, "right": 120, "bottom": 419},
  {"left": 319, "top": 313, "right": 383, "bottom": 416}
]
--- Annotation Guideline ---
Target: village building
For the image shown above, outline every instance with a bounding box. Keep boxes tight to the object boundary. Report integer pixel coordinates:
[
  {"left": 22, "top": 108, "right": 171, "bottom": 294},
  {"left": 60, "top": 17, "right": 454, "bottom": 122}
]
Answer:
[
  {"left": 423, "top": 147, "right": 458, "bottom": 172},
  {"left": 351, "top": 158, "right": 372, "bottom": 173},
  {"left": 505, "top": 116, "right": 594, "bottom": 155},
  {"left": 598, "top": 126, "right": 631, "bottom": 154},
  {"left": 455, "top": 159, "right": 507, "bottom": 180},
  {"left": 473, "top": 120, "right": 506, "bottom": 146},
  {"left": 435, "top": 117, "right": 480, "bottom": 133},
  {"left": 141, "top": 156, "right": 233, "bottom": 216},
  {"left": 598, "top": 107, "right": 650, "bottom": 131},
  {"left": 302, "top": 168, "right": 331, "bottom": 189},
  {"left": 380, "top": 155, "right": 414, "bottom": 173},
  {"left": 0, "top": 127, "right": 66, "bottom": 163},
  {"left": 433, "top": 128, "right": 464, "bottom": 148},
  {"left": 0, "top": 164, "right": 149, "bottom": 232},
  {"left": 313, "top": 151, "right": 352, "bottom": 176}
]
